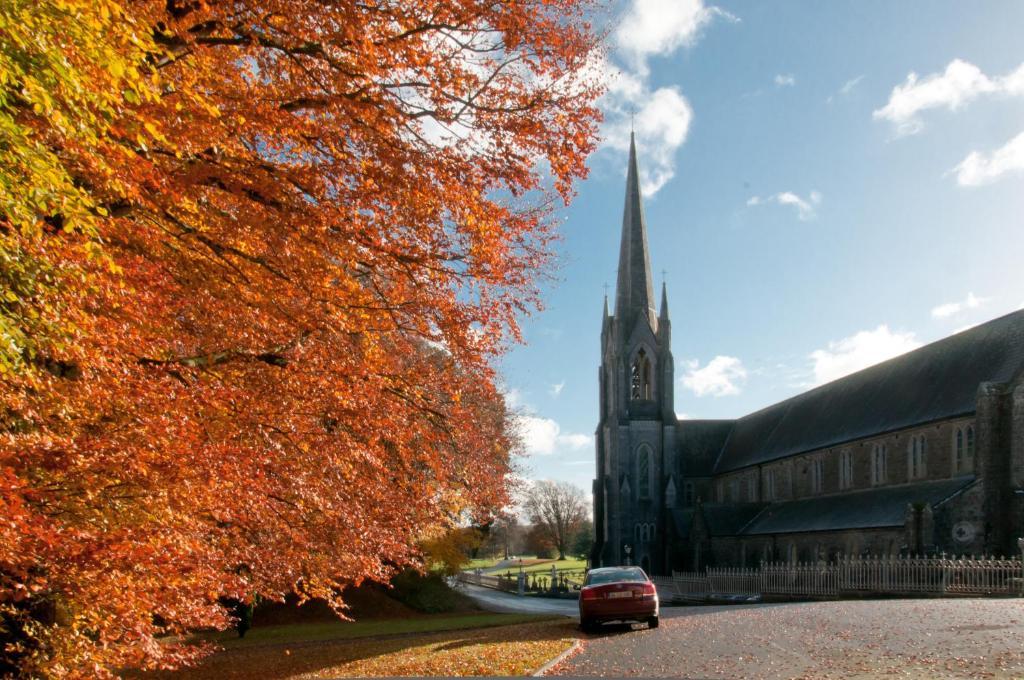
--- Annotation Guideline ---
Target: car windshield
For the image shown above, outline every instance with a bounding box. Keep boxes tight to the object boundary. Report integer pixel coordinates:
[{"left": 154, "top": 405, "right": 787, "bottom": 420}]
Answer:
[{"left": 585, "top": 567, "right": 647, "bottom": 586}]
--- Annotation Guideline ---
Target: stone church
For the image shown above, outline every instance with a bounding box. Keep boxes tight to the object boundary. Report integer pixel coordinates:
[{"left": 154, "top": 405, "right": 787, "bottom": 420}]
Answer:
[{"left": 591, "top": 135, "right": 1024, "bottom": 575}]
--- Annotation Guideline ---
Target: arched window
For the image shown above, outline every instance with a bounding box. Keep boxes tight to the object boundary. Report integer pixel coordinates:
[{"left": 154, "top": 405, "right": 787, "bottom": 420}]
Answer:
[
  {"left": 955, "top": 428, "right": 964, "bottom": 473},
  {"left": 839, "top": 449, "right": 854, "bottom": 490},
  {"left": 907, "top": 435, "right": 926, "bottom": 480},
  {"left": 871, "top": 443, "right": 887, "bottom": 485},
  {"left": 764, "top": 468, "right": 776, "bottom": 501},
  {"left": 637, "top": 446, "right": 651, "bottom": 498},
  {"left": 954, "top": 426, "right": 975, "bottom": 474},
  {"left": 630, "top": 349, "right": 652, "bottom": 400}
]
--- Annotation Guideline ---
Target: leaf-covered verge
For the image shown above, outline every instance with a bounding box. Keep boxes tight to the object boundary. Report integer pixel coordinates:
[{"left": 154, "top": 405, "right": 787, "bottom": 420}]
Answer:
[
  {"left": 0, "top": 0, "right": 604, "bottom": 676},
  {"left": 135, "top": 618, "right": 577, "bottom": 679}
]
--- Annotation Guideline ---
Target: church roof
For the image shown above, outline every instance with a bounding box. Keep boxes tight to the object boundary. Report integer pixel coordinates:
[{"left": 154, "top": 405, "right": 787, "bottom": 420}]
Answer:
[
  {"left": 739, "top": 476, "right": 976, "bottom": 535},
  {"left": 677, "top": 420, "right": 734, "bottom": 477},
  {"left": 714, "top": 309, "right": 1024, "bottom": 474},
  {"left": 700, "top": 503, "right": 768, "bottom": 537},
  {"left": 613, "top": 132, "right": 657, "bottom": 335}
]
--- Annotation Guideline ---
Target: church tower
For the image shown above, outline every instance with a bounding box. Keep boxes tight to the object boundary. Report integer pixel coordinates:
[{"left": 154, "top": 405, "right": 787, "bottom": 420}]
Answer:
[{"left": 592, "top": 134, "right": 677, "bottom": 574}]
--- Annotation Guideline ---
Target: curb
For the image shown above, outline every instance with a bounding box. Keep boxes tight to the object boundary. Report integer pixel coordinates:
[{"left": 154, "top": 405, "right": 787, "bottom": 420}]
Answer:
[{"left": 532, "top": 638, "right": 583, "bottom": 676}]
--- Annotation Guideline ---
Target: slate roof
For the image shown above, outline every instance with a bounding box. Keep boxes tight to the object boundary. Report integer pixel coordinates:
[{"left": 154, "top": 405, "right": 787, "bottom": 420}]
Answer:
[
  {"left": 677, "top": 420, "right": 735, "bottom": 477},
  {"left": 739, "top": 476, "right": 977, "bottom": 536},
  {"left": 700, "top": 503, "right": 768, "bottom": 537},
  {"left": 714, "top": 309, "right": 1024, "bottom": 474}
]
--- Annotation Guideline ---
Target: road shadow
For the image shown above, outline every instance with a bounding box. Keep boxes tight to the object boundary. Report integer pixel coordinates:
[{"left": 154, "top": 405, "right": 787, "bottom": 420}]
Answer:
[
  {"left": 582, "top": 621, "right": 653, "bottom": 637},
  {"left": 131, "top": 620, "right": 579, "bottom": 679}
]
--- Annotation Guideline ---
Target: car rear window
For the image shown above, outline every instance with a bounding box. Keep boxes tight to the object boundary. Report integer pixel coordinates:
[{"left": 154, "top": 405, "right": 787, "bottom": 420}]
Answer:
[{"left": 585, "top": 567, "right": 647, "bottom": 585}]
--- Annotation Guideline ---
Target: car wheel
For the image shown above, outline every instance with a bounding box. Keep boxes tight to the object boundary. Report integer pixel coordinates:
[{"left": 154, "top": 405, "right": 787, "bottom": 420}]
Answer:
[
  {"left": 579, "top": 617, "right": 592, "bottom": 633},
  {"left": 648, "top": 615, "right": 659, "bottom": 629}
]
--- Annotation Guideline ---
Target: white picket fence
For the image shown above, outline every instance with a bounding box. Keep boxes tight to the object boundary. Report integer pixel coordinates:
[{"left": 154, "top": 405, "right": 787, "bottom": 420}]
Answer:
[{"left": 666, "top": 555, "right": 1024, "bottom": 601}]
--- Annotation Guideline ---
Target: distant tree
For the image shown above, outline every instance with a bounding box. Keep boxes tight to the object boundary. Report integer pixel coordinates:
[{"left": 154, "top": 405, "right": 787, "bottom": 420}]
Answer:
[
  {"left": 524, "top": 523, "right": 557, "bottom": 559},
  {"left": 522, "top": 481, "right": 589, "bottom": 560},
  {"left": 573, "top": 519, "right": 594, "bottom": 559},
  {"left": 482, "top": 513, "right": 521, "bottom": 560}
]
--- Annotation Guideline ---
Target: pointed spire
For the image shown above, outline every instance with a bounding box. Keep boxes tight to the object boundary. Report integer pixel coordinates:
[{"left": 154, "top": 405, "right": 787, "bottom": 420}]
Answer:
[
  {"left": 614, "top": 132, "right": 657, "bottom": 334},
  {"left": 659, "top": 281, "right": 670, "bottom": 321}
]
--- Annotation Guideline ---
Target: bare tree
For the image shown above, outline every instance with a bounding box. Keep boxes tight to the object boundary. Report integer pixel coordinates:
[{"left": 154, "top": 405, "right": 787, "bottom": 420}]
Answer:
[
  {"left": 483, "top": 512, "right": 522, "bottom": 559},
  {"left": 522, "top": 480, "right": 589, "bottom": 560}
]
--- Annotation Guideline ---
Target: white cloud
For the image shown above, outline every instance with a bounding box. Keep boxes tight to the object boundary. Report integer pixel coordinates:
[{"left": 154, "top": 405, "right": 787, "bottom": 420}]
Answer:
[
  {"left": 839, "top": 75, "right": 864, "bottom": 96},
  {"left": 681, "top": 356, "right": 747, "bottom": 397},
  {"left": 952, "top": 130, "right": 1024, "bottom": 187},
  {"left": 597, "top": 0, "right": 735, "bottom": 196},
  {"left": 809, "top": 325, "right": 922, "bottom": 386},
  {"left": 616, "top": 0, "right": 736, "bottom": 72},
  {"left": 549, "top": 381, "right": 565, "bottom": 397},
  {"left": 931, "top": 291, "right": 988, "bottom": 319},
  {"left": 746, "top": 190, "right": 822, "bottom": 221},
  {"left": 604, "top": 86, "right": 694, "bottom": 196},
  {"left": 503, "top": 388, "right": 524, "bottom": 410},
  {"left": 504, "top": 387, "right": 591, "bottom": 457},
  {"left": 515, "top": 415, "right": 592, "bottom": 456},
  {"left": 774, "top": 73, "right": 796, "bottom": 87},
  {"left": 827, "top": 75, "right": 864, "bottom": 103},
  {"left": 873, "top": 59, "right": 1024, "bottom": 135}
]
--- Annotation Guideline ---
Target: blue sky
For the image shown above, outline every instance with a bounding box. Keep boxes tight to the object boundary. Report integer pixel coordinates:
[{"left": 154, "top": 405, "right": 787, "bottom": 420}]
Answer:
[{"left": 502, "top": 0, "right": 1024, "bottom": 495}]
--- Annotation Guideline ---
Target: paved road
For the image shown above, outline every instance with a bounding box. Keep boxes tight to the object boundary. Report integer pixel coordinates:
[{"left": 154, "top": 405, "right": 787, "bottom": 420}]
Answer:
[
  {"left": 549, "top": 598, "right": 1024, "bottom": 678},
  {"left": 457, "top": 583, "right": 580, "bottom": 617}
]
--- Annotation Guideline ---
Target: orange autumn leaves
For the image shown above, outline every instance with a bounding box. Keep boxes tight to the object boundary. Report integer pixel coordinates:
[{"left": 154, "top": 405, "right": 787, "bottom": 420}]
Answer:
[{"left": 0, "top": 1, "right": 602, "bottom": 676}]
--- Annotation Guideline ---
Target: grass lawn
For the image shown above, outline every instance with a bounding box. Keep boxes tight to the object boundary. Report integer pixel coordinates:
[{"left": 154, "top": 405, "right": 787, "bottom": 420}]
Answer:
[
  {"left": 466, "top": 557, "right": 501, "bottom": 570},
  {"left": 201, "top": 612, "right": 555, "bottom": 649},
  {"left": 489, "top": 557, "right": 587, "bottom": 576},
  {"left": 143, "top": 615, "right": 577, "bottom": 678}
]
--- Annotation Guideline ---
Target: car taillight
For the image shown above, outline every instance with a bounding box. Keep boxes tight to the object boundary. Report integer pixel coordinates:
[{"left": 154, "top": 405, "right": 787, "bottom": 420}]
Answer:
[
  {"left": 639, "top": 583, "right": 657, "bottom": 599},
  {"left": 581, "top": 587, "right": 599, "bottom": 600}
]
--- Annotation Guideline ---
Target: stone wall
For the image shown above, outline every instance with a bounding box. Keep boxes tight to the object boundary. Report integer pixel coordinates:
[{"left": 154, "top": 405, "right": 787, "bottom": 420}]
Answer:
[{"left": 714, "top": 416, "right": 978, "bottom": 503}]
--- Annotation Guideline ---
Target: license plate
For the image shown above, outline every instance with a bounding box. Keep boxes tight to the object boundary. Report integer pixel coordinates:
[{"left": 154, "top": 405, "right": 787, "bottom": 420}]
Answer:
[{"left": 607, "top": 591, "right": 632, "bottom": 599}]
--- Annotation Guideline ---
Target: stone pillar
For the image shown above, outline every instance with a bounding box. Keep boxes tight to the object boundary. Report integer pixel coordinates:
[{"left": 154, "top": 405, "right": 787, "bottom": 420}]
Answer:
[
  {"left": 1009, "top": 383, "right": 1024, "bottom": 549},
  {"left": 977, "top": 382, "right": 1011, "bottom": 554},
  {"left": 904, "top": 503, "right": 918, "bottom": 554}
]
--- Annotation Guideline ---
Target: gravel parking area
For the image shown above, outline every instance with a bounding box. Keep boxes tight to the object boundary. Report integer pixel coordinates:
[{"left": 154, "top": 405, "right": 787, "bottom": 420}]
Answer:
[{"left": 551, "top": 598, "right": 1024, "bottom": 679}]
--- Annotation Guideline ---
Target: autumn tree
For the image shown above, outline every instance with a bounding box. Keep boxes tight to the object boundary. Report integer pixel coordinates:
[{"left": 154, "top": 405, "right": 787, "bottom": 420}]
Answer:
[
  {"left": 0, "top": 0, "right": 603, "bottom": 676},
  {"left": 420, "top": 527, "right": 484, "bottom": 577},
  {"left": 524, "top": 522, "right": 558, "bottom": 559},
  {"left": 522, "top": 481, "right": 590, "bottom": 560}
]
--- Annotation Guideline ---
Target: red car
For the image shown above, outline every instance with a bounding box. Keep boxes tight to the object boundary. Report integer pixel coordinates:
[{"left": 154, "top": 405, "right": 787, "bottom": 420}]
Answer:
[{"left": 578, "top": 566, "right": 659, "bottom": 632}]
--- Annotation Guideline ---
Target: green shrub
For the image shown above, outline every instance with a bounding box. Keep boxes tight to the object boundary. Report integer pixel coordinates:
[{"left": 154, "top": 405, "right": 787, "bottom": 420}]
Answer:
[{"left": 389, "top": 570, "right": 461, "bottom": 614}]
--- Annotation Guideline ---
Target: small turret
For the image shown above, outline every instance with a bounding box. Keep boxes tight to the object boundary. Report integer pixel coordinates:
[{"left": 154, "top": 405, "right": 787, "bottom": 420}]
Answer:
[{"left": 659, "top": 281, "right": 670, "bottom": 322}]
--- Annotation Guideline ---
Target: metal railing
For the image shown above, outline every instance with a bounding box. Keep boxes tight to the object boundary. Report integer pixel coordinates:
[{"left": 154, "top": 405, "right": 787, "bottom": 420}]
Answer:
[{"left": 669, "top": 554, "right": 1023, "bottom": 601}]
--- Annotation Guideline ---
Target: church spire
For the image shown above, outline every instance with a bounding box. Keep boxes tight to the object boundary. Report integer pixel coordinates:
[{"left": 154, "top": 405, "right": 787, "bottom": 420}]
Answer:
[
  {"left": 614, "top": 132, "right": 657, "bottom": 335},
  {"left": 659, "top": 281, "right": 670, "bottom": 321}
]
